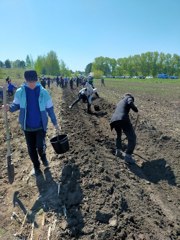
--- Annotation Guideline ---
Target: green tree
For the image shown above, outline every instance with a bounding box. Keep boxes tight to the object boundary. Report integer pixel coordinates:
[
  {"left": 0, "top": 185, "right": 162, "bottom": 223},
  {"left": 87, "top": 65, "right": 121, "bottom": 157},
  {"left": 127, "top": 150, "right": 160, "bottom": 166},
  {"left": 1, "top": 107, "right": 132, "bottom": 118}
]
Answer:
[
  {"left": 93, "top": 69, "right": 103, "bottom": 78},
  {"left": 5, "top": 59, "right": 11, "bottom": 68},
  {"left": 171, "top": 54, "right": 180, "bottom": 76},
  {"left": 0, "top": 61, "right": 4, "bottom": 67},
  {"left": 13, "top": 59, "right": 21, "bottom": 68},
  {"left": 116, "top": 58, "right": 129, "bottom": 76},
  {"left": 20, "top": 60, "right": 26, "bottom": 68},
  {"left": 34, "top": 51, "right": 60, "bottom": 76},
  {"left": 85, "top": 63, "right": 92, "bottom": 75},
  {"left": 26, "top": 55, "right": 34, "bottom": 69},
  {"left": 13, "top": 59, "right": 25, "bottom": 68},
  {"left": 151, "top": 52, "right": 159, "bottom": 77},
  {"left": 92, "top": 56, "right": 111, "bottom": 76},
  {"left": 45, "top": 51, "right": 60, "bottom": 75},
  {"left": 109, "top": 58, "right": 117, "bottom": 76},
  {"left": 164, "top": 53, "right": 172, "bottom": 75},
  {"left": 34, "top": 56, "right": 46, "bottom": 75},
  {"left": 59, "top": 60, "right": 71, "bottom": 76}
]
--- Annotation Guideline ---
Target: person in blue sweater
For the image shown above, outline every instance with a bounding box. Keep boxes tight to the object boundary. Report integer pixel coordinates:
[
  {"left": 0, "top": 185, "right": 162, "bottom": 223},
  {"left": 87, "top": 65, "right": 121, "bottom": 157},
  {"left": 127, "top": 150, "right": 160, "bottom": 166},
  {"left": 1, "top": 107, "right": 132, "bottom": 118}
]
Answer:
[
  {"left": 3, "top": 70, "right": 60, "bottom": 176},
  {"left": 7, "top": 79, "right": 17, "bottom": 96}
]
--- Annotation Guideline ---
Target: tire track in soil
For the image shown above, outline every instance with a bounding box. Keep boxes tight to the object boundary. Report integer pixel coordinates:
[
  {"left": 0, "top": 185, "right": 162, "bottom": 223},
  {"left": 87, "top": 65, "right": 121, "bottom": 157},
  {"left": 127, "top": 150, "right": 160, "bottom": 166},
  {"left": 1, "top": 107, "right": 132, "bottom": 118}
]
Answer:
[{"left": 53, "top": 87, "right": 180, "bottom": 240}]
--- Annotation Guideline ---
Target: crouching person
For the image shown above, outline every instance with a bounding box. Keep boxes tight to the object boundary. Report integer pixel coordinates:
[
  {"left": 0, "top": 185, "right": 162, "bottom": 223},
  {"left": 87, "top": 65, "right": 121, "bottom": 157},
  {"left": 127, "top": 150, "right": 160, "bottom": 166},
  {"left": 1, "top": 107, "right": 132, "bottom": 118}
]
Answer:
[
  {"left": 3, "top": 70, "right": 60, "bottom": 176},
  {"left": 69, "top": 82, "right": 97, "bottom": 114},
  {"left": 110, "top": 93, "right": 138, "bottom": 164}
]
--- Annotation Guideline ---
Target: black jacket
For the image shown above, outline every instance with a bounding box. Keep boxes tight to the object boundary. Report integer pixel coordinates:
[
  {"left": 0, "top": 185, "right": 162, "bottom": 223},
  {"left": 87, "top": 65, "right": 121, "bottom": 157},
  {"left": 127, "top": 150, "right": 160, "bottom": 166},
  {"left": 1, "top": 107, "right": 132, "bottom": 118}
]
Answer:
[{"left": 110, "top": 95, "right": 138, "bottom": 129}]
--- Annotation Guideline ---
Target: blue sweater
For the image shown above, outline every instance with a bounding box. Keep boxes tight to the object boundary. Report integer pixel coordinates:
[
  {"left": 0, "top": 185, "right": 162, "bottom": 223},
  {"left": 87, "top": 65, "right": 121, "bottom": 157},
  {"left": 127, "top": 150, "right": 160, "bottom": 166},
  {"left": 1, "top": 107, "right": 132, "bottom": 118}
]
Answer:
[
  {"left": 25, "top": 85, "right": 42, "bottom": 129},
  {"left": 9, "top": 82, "right": 57, "bottom": 131},
  {"left": 8, "top": 83, "right": 16, "bottom": 92}
]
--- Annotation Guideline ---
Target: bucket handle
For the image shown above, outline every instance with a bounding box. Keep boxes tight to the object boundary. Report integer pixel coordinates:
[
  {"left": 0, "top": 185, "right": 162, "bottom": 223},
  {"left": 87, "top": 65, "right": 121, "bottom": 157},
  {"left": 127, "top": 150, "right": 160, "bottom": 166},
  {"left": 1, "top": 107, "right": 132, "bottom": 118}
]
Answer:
[{"left": 56, "top": 134, "right": 68, "bottom": 143}]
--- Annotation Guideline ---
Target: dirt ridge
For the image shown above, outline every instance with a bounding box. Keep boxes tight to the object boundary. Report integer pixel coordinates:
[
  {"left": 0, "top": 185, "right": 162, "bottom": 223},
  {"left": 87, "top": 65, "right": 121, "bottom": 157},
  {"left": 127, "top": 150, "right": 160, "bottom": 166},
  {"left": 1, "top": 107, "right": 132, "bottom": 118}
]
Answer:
[{"left": 0, "top": 85, "right": 179, "bottom": 240}]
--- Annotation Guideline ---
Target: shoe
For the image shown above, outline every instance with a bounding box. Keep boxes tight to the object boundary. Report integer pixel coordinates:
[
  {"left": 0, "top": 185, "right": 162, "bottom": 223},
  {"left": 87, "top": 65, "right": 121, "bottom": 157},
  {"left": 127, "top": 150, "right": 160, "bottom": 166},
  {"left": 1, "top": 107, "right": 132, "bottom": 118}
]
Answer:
[
  {"left": 69, "top": 105, "right": 72, "bottom": 109},
  {"left": 42, "top": 159, "right": 49, "bottom": 167},
  {"left": 124, "top": 154, "right": 135, "bottom": 164},
  {"left": 31, "top": 168, "right": 42, "bottom": 176},
  {"left": 115, "top": 149, "right": 123, "bottom": 157}
]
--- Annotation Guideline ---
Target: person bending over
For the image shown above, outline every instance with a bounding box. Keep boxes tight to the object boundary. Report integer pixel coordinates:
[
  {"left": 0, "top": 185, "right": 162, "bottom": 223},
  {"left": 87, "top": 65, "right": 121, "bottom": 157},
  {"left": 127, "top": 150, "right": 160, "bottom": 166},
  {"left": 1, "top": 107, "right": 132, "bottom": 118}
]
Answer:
[{"left": 110, "top": 93, "right": 138, "bottom": 164}]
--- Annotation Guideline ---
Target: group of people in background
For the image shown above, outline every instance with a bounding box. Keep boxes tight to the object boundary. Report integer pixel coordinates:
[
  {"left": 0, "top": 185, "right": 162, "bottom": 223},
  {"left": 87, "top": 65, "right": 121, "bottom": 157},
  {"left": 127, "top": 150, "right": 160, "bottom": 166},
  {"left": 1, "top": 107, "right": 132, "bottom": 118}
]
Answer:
[
  {"left": 38, "top": 75, "right": 86, "bottom": 89},
  {"left": 2, "top": 70, "right": 138, "bottom": 178},
  {"left": 4, "top": 74, "right": 103, "bottom": 97}
]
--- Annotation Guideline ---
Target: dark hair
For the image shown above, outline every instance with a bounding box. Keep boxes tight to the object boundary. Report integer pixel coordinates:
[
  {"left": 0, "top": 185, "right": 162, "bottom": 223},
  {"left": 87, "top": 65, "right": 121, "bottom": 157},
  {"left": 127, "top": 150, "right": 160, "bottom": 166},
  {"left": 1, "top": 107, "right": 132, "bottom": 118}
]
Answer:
[
  {"left": 124, "top": 93, "right": 134, "bottom": 102},
  {"left": 24, "top": 70, "right": 38, "bottom": 82}
]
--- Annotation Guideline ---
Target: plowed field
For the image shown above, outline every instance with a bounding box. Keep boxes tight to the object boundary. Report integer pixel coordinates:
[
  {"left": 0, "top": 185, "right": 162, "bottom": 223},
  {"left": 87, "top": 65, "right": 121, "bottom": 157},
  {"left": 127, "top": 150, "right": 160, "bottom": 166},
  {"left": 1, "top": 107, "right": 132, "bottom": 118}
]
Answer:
[{"left": 0, "top": 81, "right": 179, "bottom": 240}]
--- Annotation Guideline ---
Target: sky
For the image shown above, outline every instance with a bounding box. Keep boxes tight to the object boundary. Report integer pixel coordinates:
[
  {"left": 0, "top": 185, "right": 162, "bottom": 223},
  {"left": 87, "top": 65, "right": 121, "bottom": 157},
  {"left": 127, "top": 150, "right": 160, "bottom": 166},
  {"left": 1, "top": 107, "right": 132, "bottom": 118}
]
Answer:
[{"left": 0, "top": 0, "right": 180, "bottom": 71}]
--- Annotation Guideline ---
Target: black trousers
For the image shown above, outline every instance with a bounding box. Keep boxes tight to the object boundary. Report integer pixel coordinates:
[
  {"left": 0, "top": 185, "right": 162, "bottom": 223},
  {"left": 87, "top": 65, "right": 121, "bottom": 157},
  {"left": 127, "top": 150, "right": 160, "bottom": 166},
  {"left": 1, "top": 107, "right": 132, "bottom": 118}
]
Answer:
[
  {"left": 71, "top": 93, "right": 87, "bottom": 106},
  {"left": 71, "top": 93, "right": 91, "bottom": 112},
  {"left": 24, "top": 129, "right": 47, "bottom": 169},
  {"left": 113, "top": 120, "right": 136, "bottom": 155}
]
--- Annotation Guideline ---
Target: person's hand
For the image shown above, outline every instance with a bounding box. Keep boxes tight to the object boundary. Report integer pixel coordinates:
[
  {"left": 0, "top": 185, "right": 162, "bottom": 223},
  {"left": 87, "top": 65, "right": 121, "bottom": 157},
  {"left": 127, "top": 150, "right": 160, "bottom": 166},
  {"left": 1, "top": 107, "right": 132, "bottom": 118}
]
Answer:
[
  {"left": 54, "top": 124, "right": 61, "bottom": 135},
  {"left": 2, "top": 104, "right": 9, "bottom": 111}
]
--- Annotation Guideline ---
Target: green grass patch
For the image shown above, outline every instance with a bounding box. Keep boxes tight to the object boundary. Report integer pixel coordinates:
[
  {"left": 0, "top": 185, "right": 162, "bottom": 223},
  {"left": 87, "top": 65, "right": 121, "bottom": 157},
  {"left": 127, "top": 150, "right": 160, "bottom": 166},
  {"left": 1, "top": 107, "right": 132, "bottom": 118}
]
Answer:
[
  {"left": 94, "top": 78, "right": 180, "bottom": 100},
  {"left": 0, "top": 68, "right": 24, "bottom": 81}
]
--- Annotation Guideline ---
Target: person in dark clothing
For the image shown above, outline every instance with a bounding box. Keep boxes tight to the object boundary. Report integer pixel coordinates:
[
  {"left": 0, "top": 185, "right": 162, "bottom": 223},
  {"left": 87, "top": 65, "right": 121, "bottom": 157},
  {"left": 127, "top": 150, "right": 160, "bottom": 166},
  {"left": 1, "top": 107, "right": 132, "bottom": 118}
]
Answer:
[
  {"left": 56, "top": 76, "right": 60, "bottom": 87},
  {"left": 47, "top": 77, "right": 51, "bottom": 88},
  {"left": 69, "top": 78, "right": 74, "bottom": 90},
  {"left": 7, "top": 79, "right": 17, "bottom": 96},
  {"left": 101, "top": 78, "right": 105, "bottom": 87},
  {"left": 110, "top": 93, "right": 138, "bottom": 163},
  {"left": 3, "top": 70, "right": 60, "bottom": 176},
  {"left": 69, "top": 88, "right": 88, "bottom": 107},
  {"left": 0, "top": 86, "right": 3, "bottom": 101},
  {"left": 41, "top": 77, "right": 46, "bottom": 88},
  {"left": 6, "top": 76, "right": 10, "bottom": 83}
]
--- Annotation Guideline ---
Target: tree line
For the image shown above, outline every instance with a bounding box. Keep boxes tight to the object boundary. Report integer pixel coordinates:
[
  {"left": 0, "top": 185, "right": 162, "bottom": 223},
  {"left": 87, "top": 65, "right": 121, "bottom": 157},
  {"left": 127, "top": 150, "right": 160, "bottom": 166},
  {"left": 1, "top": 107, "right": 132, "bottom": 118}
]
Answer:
[
  {"left": 34, "top": 51, "right": 73, "bottom": 76},
  {"left": 1, "top": 51, "right": 180, "bottom": 78},
  {"left": 0, "top": 51, "right": 74, "bottom": 77},
  {"left": 85, "top": 52, "right": 180, "bottom": 78}
]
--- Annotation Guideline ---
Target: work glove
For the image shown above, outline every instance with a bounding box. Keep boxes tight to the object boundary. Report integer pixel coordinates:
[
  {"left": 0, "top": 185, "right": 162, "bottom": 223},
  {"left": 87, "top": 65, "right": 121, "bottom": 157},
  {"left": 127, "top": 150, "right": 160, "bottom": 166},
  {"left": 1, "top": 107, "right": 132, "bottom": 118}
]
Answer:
[{"left": 54, "top": 124, "right": 61, "bottom": 135}]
